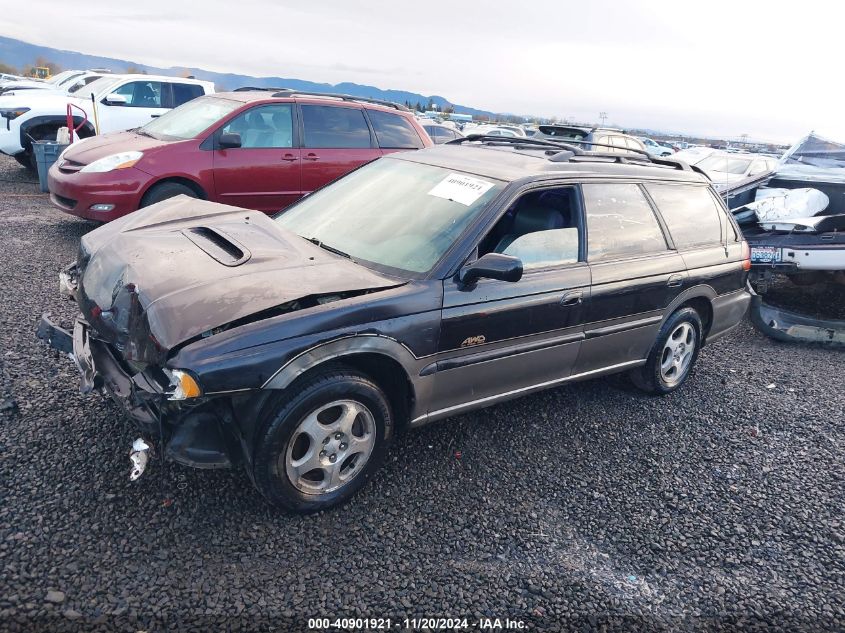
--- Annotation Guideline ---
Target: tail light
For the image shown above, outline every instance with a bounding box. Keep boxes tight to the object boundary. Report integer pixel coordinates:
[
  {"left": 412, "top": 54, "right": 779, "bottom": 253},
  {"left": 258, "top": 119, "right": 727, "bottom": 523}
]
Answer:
[{"left": 741, "top": 240, "right": 751, "bottom": 271}]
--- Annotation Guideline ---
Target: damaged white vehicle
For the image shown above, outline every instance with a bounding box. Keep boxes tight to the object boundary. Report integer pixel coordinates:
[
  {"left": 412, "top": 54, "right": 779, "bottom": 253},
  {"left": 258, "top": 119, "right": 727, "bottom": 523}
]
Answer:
[{"left": 731, "top": 133, "right": 845, "bottom": 346}]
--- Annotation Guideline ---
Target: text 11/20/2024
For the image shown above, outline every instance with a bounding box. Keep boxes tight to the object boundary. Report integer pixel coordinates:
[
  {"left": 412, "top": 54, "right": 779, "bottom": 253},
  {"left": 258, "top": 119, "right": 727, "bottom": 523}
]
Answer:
[{"left": 308, "top": 617, "right": 527, "bottom": 630}]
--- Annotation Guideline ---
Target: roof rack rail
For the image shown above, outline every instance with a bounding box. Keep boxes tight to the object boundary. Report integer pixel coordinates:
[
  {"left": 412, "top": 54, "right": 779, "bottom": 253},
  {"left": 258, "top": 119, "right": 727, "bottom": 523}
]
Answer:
[
  {"left": 267, "top": 89, "right": 409, "bottom": 111},
  {"left": 448, "top": 134, "right": 585, "bottom": 154},
  {"left": 448, "top": 134, "right": 704, "bottom": 175},
  {"left": 233, "top": 86, "right": 291, "bottom": 92}
]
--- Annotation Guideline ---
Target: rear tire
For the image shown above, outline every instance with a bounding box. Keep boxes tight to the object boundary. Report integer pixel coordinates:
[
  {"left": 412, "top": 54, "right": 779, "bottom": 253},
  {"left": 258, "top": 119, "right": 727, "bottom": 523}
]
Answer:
[
  {"left": 140, "top": 182, "right": 199, "bottom": 208},
  {"left": 630, "top": 307, "right": 702, "bottom": 394},
  {"left": 252, "top": 367, "right": 394, "bottom": 513}
]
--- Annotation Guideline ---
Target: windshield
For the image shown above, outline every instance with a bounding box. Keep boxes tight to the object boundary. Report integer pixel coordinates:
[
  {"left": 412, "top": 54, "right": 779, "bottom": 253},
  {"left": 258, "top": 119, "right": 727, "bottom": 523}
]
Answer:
[
  {"left": 74, "top": 76, "right": 123, "bottom": 99},
  {"left": 698, "top": 155, "right": 752, "bottom": 175},
  {"left": 46, "top": 71, "right": 79, "bottom": 85},
  {"left": 141, "top": 96, "right": 242, "bottom": 140},
  {"left": 275, "top": 158, "right": 504, "bottom": 276}
]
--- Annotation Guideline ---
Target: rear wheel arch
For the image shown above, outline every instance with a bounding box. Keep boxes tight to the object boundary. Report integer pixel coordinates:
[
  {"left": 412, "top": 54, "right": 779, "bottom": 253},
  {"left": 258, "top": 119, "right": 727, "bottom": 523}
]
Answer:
[{"left": 662, "top": 285, "right": 716, "bottom": 342}]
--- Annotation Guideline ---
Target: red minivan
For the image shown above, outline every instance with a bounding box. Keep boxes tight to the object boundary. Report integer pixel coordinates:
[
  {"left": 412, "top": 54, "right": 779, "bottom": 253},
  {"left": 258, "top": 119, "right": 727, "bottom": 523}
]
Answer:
[{"left": 47, "top": 90, "right": 433, "bottom": 222}]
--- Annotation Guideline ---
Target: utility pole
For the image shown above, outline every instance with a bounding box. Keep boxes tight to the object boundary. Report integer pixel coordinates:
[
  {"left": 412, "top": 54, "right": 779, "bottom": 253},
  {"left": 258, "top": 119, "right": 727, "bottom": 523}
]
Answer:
[{"left": 599, "top": 111, "right": 608, "bottom": 126}]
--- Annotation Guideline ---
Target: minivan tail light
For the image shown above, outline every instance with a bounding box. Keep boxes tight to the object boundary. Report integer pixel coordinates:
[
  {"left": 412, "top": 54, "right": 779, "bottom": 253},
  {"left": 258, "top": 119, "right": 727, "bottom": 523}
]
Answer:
[{"left": 741, "top": 240, "right": 751, "bottom": 271}]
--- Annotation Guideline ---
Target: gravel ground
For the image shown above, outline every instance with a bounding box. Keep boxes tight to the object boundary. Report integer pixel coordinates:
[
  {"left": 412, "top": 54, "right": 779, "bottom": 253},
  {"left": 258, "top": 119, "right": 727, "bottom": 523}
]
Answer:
[{"left": 0, "top": 154, "right": 843, "bottom": 632}]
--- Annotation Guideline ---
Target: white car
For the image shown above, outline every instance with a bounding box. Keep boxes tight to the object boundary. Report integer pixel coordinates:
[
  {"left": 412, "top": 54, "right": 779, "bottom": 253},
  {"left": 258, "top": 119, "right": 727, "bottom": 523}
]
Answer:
[
  {"left": 464, "top": 125, "right": 524, "bottom": 138},
  {"left": 0, "top": 71, "right": 108, "bottom": 98},
  {"left": 0, "top": 70, "right": 86, "bottom": 93},
  {"left": 639, "top": 137, "right": 673, "bottom": 157},
  {"left": 0, "top": 74, "right": 214, "bottom": 168},
  {"left": 697, "top": 152, "right": 778, "bottom": 192}
]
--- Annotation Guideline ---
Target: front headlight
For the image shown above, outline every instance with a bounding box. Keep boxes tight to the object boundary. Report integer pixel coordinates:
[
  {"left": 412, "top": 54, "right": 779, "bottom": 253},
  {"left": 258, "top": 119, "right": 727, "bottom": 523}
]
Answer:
[
  {"left": 80, "top": 151, "right": 143, "bottom": 173},
  {"left": 0, "top": 107, "right": 29, "bottom": 120},
  {"left": 163, "top": 369, "right": 203, "bottom": 401}
]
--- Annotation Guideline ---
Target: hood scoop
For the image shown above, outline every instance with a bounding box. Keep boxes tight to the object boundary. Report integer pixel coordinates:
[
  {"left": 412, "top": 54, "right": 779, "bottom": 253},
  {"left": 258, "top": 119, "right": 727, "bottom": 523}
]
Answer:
[{"left": 182, "top": 227, "right": 251, "bottom": 266}]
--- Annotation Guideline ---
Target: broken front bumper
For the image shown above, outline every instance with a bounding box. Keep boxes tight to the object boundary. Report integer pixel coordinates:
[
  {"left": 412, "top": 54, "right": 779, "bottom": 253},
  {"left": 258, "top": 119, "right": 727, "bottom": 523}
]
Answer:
[
  {"left": 37, "top": 314, "right": 163, "bottom": 428},
  {"left": 37, "top": 314, "right": 239, "bottom": 469}
]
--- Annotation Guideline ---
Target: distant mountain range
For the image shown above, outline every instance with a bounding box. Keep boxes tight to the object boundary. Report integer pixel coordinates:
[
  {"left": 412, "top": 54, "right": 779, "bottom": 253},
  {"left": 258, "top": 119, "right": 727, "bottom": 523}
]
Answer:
[{"left": 0, "top": 36, "right": 502, "bottom": 118}]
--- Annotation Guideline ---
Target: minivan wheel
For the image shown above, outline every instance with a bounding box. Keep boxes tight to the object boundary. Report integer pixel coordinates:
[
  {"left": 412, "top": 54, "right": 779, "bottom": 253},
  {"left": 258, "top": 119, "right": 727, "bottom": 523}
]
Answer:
[
  {"left": 140, "top": 182, "right": 199, "bottom": 208},
  {"left": 252, "top": 367, "right": 393, "bottom": 513},
  {"left": 630, "top": 307, "right": 702, "bottom": 394}
]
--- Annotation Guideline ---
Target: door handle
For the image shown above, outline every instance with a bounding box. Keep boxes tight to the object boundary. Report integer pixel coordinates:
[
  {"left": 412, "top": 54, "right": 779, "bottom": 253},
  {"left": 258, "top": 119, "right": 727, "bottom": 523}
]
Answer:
[
  {"left": 303, "top": 153, "right": 319, "bottom": 161},
  {"left": 560, "top": 290, "right": 583, "bottom": 306},
  {"left": 667, "top": 274, "right": 684, "bottom": 288},
  {"left": 281, "top": 154, "right": 297, "bottom": 162},
  {"left": 150, "top": 114, "right": 160, "bottom": 118}
]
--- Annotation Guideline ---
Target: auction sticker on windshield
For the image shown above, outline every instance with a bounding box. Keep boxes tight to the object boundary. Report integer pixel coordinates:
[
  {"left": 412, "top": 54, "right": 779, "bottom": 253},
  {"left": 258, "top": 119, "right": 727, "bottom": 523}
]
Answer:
[{"left": 428, "top": 173, "right": 495, "bottom": 206}]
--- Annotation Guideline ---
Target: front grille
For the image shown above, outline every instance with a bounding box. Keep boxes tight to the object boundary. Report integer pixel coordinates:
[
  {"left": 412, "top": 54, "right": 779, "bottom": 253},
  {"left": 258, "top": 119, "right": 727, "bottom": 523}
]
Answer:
[{"left": 50, "top": 192, "right": 77, "bottom": 210}]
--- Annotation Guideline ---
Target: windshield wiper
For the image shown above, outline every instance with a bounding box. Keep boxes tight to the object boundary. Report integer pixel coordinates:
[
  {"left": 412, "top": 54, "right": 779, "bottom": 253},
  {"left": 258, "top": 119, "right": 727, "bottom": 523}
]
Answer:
[{"left": 304, "top": 236, "right": 351, "bottom": 259}]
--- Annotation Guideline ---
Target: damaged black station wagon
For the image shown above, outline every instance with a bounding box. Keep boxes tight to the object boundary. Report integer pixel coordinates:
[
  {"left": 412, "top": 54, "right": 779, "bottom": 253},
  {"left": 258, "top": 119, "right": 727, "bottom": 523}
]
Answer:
[{"left": 39, "top": 136, "right": 752, "bottom": 512}]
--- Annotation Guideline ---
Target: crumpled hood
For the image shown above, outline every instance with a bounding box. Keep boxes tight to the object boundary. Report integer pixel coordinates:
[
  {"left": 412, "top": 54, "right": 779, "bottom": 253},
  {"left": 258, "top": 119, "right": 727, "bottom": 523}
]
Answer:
[{"left": 77, "top": 197, "right": 402, "bottom": 361}]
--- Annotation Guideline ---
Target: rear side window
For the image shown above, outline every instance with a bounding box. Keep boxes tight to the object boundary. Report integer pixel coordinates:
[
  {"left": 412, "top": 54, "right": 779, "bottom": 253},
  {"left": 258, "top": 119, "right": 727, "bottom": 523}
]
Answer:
[
  {"left": 646, "top": 184, "right": 723, "bottom": 248},
  {"left": 302, "top": 105, "right": 372, "bottom": 148},
  {"left": 171, "top": 83, "right": 204, "bottom": 107},
  {"left": 582, "top": 183, "right": 668, "bottom": 261},
  {"left": 368, "top": 110, "right": 424, "bottom": 149}
]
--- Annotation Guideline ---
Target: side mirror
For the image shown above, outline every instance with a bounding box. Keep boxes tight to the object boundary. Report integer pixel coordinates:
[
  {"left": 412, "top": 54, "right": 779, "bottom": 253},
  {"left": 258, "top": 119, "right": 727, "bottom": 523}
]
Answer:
[
  {"left": 103, "top": 93, "right": 127, "bottom": 106},
  {"left": 458, "top": 253, "right": 523, "bottom": 285},
  {"left": 219, "top": 132, "right": 242, "bottom": 149}
]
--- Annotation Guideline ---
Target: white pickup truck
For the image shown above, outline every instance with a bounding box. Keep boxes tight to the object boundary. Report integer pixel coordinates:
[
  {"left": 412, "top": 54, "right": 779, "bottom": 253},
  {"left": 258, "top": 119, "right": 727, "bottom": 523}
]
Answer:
[{"left": 0, "top": 74, "right": 214, "bottom": 168}]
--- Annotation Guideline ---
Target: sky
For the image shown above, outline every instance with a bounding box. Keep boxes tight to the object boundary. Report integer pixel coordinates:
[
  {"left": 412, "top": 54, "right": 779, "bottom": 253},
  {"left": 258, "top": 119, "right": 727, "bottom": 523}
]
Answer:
[{"left": 2, "top": 0, "right": 842, "bottom": 143}]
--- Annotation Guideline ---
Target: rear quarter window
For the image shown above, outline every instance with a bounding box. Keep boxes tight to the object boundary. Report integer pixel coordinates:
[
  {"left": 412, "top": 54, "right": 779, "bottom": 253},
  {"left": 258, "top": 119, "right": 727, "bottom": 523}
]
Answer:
[
  {"left": 645, "top": 183, "right": 725, "bottom": 248},
  {"left": 582, "top": 183, "right": 668, "bottom": 261},
  {"left": 367, "top": 110, "right": 424, "bottom": 149}
]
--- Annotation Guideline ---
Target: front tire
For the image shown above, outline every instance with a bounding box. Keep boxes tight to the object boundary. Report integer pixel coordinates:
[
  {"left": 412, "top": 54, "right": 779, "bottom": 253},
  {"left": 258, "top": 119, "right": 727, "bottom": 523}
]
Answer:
[
  {"left": 252, "top": 367, "right": 394, "bottom": 513},
  {"left": 140, "top": 182, "right": 199, "bottom": 208},
  {"left": 14, "top": 152, "right": 35, "bottom": 170},
  {"left": 630, "top": 307, "right": 702, "bottom": 394}
]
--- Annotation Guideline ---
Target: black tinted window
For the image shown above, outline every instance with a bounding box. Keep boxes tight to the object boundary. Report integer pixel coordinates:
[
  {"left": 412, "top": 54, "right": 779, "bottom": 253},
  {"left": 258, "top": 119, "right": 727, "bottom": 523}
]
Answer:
[
  {"left": 646, "top": 184, "right": 723, "bottom": 248},
  {"left": 368, "top": 110, "right": 423, "bottom": 148},
  {"left": 171, "top": 83, "right": 204, "bottom": 107},
  {"left": 302, "top": 105, "right": 371, "bottom": 148},
  {"left": 583, "top": 183, "right": 668, "bottom": 261}
]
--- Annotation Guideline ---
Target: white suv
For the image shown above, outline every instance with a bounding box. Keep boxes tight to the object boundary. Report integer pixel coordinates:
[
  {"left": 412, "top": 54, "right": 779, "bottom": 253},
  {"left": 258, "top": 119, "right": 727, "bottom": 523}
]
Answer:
[{"left": 0, "top": 74, "right": 214, "bottom": 168}]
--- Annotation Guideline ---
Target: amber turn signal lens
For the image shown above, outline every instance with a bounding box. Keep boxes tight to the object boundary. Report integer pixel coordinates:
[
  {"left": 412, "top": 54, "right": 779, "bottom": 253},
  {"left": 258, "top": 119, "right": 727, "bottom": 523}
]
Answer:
[{"left": 169, "top": 369, "right": 202, "bottom": 400}]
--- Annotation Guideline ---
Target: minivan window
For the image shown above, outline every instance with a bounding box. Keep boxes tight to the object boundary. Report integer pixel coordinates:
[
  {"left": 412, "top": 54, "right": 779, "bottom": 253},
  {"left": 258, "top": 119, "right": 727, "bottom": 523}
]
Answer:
[
  {"left": 368, "top": 110, "right": 424, "bottom": 149},
  {"left": 302, "top": 105, "right": 371, "bottom": 148},
  {"left": 646, "top": 184, "right": 723, "bottom": 249},
  {"left": 582, "top": 183, "right": 668, "bottom": 261},
  {"left": 222, "top": 104, "right": 294, "bottom": 148}
]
